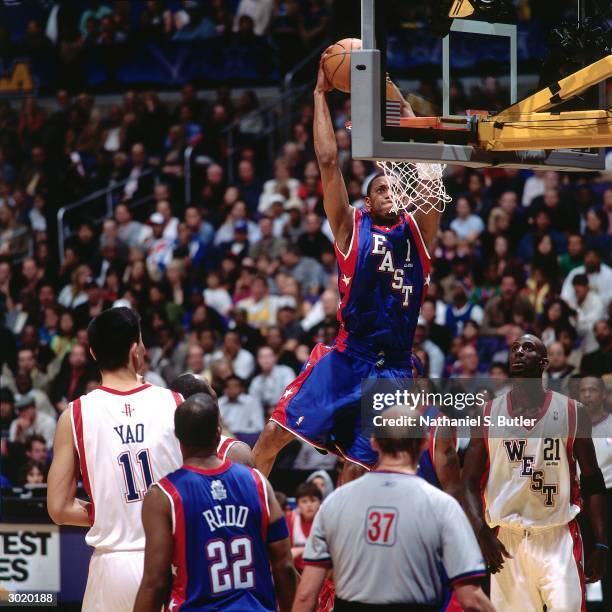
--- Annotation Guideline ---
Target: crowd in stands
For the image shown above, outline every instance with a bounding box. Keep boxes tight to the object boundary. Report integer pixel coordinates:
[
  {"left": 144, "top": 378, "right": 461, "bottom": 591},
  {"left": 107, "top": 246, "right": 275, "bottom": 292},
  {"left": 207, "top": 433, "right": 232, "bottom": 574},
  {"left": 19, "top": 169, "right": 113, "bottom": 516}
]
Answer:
[
  {"left": 1, "top": 3, "right": 611, "bottom": 502},
  {"left": 0, "top": 0, "right": 333, "bottom": 91}
]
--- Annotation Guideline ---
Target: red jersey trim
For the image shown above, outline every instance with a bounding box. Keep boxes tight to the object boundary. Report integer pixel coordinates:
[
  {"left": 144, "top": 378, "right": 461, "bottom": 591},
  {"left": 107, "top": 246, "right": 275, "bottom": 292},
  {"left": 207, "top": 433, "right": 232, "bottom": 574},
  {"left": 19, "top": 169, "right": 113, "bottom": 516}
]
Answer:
[
  {"left": 480, "top": 400, "right": 492, "bottom": 515},
  {"left": 406, "top": 213, "right": 431, "bottom": 305},
  {"left": 334, "top": 207, "right": 360, "bottom": 261},
  {"left": 249, "top": 468, "right": 269, "bottom": 540},
  {"left": 506, "top": 390, "right": 552, "bottom": 429},
  {"left": 71, "top": 398, "right": 95, "bottom": 525},
  {"left": 97, "top": 383, "right": 151, "bottom": 396},
  {"left": 371, "top": 211, "right": 407, "bottom": 233},
  {"left": 271, "top": 342, "right": 335, "bottom": 426},
  {"left": 567, "top": 399, "right": 582, "bottom": 510},
  {"left": 407, "top": 213, "right": 431, "bottom": 263},
  {"left": 482, "top": 400, "right": 492, "bottom": 455},
  {"left": 158, "top": 477, "right": 187, "bottom": 611},
  {"left": 182, "top": 460, "right": 231, "bottom": 476},
  {"left": 335, "top": 209, "right": 361, "bottom": 342},
  {"left": 217, "top": 437, "right": 238, "bottom": 461}
]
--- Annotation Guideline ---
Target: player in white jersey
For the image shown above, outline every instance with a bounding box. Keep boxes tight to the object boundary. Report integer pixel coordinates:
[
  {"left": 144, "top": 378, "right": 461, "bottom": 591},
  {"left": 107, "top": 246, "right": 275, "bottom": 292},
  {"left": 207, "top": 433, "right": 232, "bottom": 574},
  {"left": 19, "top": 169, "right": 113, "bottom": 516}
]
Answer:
[
  {"left": 578, "top": 376, "right": 612, "bottom": 607},
  {"left": 463, "top": 334, "right": 608, "bottom": 612},
  {"left": 170, "top": 372, "right": 256, "bottom": 466},
  {"left": 47, "top": 307, "right": 183, "bottom": 611}
]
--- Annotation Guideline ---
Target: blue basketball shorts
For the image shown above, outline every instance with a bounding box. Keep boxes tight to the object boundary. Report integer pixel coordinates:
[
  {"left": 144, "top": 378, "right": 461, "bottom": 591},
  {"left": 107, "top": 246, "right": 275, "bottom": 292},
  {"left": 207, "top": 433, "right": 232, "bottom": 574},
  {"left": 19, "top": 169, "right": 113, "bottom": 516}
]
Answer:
[{"left": 270, "top": 342, "right": 413, "bottom": 468}]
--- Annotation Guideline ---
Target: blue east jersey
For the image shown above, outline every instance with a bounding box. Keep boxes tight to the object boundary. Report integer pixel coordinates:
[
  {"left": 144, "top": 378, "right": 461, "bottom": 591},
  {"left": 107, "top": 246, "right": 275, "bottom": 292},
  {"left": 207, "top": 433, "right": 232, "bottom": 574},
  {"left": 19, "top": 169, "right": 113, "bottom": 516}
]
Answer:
[
  {"left": 336, "top": 209, "right": 430, "bottom": 356},
  {"left": 272, "top": 209, "right": 430, "bottom": 468},
  {"left": 156, "top": 461, "right": 275, "bottom": 611}
]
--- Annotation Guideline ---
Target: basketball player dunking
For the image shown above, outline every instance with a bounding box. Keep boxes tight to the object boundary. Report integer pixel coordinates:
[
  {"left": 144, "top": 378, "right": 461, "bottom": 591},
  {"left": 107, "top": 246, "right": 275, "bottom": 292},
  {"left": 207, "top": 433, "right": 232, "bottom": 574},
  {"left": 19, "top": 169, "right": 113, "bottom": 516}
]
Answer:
[
  {"left": 463, "top": 334, "right": 608, "bottom": 611},
  {"left": 253, "top": 53, "right": 442, "bottom": 482}
]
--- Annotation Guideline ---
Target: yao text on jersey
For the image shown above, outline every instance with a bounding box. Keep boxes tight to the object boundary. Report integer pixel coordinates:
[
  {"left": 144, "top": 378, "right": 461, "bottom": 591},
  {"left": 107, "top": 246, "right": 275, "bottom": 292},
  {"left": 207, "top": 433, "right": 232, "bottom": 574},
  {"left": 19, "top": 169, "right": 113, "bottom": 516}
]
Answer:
[{"left": 71, "top": 383, "right": 182, "bottom": 551}]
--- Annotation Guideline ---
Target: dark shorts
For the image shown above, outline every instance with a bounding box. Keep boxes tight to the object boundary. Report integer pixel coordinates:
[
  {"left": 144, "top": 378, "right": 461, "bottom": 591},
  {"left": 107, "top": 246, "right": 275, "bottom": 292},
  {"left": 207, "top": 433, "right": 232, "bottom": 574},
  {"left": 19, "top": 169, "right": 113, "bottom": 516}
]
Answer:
[{"left": 270, "top": 342, "right": 413, "bottom": 468}]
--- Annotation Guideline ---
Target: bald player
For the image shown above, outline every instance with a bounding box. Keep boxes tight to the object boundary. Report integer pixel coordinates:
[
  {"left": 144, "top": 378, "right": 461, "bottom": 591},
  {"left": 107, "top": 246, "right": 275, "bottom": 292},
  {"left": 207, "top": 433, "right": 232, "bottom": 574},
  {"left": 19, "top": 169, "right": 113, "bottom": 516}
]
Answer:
[
  {"left": 134, "top": 393, "right": 297, "bottom": 611},
  {"left": 463, "top": 334, "right": 608, "bottom": 611},
  {"left": 170, "top": 373, "right": 255, "bottom": 467},
  {"left": 294, "top": 406, "right": 492, "bottom": 612}
]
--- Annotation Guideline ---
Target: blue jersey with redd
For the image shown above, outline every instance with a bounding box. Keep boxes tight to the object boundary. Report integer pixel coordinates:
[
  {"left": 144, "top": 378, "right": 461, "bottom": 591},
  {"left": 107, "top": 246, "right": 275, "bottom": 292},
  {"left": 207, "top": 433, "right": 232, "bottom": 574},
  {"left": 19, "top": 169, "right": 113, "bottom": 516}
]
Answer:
[
  {"left": 335, "top": 209, "right": 430, "bottom": 359},
  {"left": 157, "top": 461, "right": 275, "bottom": 611}
]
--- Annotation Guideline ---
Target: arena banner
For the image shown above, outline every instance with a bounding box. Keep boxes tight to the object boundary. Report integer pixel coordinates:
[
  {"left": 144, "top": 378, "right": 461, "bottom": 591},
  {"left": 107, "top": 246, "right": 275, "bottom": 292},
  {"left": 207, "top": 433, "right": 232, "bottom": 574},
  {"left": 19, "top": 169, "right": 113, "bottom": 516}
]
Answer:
[{"left": 0, "top": 524, "right": 60, "bottom": 591}]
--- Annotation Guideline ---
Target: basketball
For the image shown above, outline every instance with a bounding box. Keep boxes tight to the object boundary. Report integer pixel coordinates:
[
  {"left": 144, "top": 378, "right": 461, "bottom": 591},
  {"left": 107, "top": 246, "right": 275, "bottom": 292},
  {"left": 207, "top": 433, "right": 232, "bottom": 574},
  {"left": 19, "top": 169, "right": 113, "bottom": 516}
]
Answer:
[{"left": 322, "top": 38, "right": 362, "bottom": 93}]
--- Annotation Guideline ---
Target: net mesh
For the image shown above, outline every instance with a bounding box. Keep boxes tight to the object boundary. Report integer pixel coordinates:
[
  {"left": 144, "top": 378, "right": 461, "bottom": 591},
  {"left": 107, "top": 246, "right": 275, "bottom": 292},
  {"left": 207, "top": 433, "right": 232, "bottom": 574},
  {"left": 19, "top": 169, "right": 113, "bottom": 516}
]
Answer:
[{"left": 377, "top": 161, "right": 452, "bottom": 215}]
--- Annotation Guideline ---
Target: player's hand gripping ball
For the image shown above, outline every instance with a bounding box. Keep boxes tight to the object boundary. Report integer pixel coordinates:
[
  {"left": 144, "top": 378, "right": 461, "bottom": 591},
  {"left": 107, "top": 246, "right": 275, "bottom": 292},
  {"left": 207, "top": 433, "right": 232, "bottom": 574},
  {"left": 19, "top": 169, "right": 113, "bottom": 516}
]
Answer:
[{"left": 322, "top": 38, "right": 362, "bottom": 93}]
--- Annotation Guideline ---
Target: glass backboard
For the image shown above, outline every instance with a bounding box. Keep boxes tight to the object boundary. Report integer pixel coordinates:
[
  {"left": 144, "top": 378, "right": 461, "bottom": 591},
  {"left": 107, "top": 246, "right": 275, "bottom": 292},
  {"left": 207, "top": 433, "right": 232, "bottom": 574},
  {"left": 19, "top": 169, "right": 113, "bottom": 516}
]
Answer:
[{"left": 350, "top": 0, "right": 608, "bottom": 170}]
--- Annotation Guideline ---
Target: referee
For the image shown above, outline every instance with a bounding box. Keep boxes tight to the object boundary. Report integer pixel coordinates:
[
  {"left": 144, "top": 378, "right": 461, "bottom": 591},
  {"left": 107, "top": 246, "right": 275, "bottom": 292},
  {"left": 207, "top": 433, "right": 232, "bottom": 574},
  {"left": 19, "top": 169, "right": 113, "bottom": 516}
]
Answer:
[{"left": 292, "top": 407, "right": 493, "bottom": 612}]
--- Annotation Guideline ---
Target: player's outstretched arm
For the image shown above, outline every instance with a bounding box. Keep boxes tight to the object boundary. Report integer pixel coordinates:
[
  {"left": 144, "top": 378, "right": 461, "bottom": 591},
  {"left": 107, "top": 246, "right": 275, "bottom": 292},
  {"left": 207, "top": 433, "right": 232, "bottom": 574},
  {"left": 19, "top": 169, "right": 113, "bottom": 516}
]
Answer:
[
  {"left": 574, "top": 405, "right": 608, "bottom": 583},
  {"left": 462, "top": 433, "right": 511, "bottom": 573},
  {"left": 433, "top": 426, "right": 463, "bottom": 504},
  {"left": 47, "top": 409, "right": 91, "bottom": 527},
  {"left": 264, "top": 479, "right": 298, "bottom": 611},
  {"left": 411, "top": 191, "right": 442, "bottom": 254},
  {"left": 134, "top": 486, "right": 174, "bottom": 612},
  {"left": 227, "top": 440, "right": 256, "bottom": 467},
  {"left": 314, "top": 57, "right": 353, "bottom": 255}
]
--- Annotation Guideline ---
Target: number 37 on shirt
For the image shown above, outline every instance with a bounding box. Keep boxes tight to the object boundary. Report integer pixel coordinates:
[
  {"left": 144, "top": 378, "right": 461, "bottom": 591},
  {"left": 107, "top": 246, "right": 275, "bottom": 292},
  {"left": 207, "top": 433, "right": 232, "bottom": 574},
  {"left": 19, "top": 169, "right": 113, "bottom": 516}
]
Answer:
[{"left": 365, "top": 507, "right": 398, "bottom": 546}]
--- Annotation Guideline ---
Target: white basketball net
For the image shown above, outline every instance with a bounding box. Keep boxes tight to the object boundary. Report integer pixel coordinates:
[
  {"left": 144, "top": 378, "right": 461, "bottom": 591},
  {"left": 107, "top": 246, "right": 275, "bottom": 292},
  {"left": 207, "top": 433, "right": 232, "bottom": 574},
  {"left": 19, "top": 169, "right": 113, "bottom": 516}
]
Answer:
[{"left": 377, "top": 161, "right": 452, "bottom": 215}]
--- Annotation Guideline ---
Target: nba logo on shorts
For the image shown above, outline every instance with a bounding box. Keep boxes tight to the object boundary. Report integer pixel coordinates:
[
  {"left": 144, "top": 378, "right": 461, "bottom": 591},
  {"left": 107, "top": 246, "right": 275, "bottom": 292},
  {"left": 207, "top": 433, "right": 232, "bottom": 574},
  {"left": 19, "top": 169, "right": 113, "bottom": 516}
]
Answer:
[{"left": 211, "top": 480, "right": 227, "bottom": 501}]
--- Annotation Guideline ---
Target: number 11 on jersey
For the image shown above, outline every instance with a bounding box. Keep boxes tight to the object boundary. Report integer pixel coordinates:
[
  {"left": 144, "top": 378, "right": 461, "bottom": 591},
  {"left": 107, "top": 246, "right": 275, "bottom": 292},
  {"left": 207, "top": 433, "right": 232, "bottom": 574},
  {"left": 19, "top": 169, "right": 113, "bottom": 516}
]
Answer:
[{"left": 117, "top": 449, "right": 153, "bottom": 502}]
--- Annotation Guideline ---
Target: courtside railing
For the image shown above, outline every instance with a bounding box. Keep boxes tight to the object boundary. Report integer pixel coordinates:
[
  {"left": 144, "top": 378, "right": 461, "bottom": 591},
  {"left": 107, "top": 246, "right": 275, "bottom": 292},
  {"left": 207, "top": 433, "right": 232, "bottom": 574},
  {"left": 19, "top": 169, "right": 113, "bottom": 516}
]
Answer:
[{"left": 56, "top": 170, "right": 156, "bottom": 262}]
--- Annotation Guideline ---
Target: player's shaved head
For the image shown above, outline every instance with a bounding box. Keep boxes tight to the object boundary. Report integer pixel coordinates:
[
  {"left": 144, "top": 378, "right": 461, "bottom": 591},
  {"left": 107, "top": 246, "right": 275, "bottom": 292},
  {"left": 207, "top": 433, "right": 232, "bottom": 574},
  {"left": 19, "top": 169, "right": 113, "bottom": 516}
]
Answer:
[
  {"left": 372, "top": 406, "right": 426, "bottom": 461},
  {"left": 170, "top": 373, "right": 217, "bottom": 401},
  {"left": 174, "top": 393, "right": 220, "bottom": 452},
  {"left": 509, "top": 334, "right": 548, "bottom": 377}
]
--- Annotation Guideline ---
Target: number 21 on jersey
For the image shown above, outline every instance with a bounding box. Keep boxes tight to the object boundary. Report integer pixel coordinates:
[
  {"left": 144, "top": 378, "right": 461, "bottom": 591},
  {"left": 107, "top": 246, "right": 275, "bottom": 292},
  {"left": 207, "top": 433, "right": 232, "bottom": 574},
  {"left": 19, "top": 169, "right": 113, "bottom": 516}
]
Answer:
[{"left": 365, "top": 507, "right": 398, "bottom": 546}]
